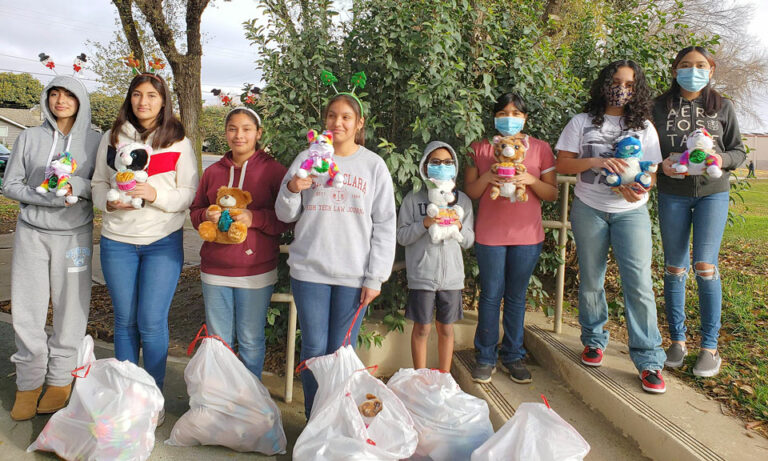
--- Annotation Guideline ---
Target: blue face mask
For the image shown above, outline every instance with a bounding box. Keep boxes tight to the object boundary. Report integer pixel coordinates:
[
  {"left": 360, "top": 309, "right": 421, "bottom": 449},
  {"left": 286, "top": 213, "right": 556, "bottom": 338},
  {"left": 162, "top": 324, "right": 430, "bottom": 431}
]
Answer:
[
  {"left": 427, "top": 163, "right": 456, "bottom": 181},
  {"left": 676, "top": 67, "right": 710, "bottom": 92},
  {"left": 495, "top": 116, "right": 526, "bottom": 136}
]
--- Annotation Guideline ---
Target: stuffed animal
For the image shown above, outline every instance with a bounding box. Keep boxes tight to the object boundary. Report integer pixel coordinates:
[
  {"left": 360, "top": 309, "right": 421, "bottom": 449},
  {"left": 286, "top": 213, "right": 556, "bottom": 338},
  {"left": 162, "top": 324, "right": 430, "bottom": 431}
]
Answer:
[
  {"left": 426, "top": 178, "right": 464, "bottom": 244},
  {"left": 198, "top": 186, "right": 253, "bottom": 244},
  {"left": 672, "top": 128, "right": 722, "bottom": 178},
  {"left": 602, "top": 136, "right": 657, "bottom": 189},
  {"left": 296, "top": 130, "right": 343, "bottom": 188},
  {"left": 36, "top": 151, "right": 79, "bottom": 204},
  {"left": 490, "top": 135, "right": 528, "bottom": 202},
  {"left": 106, "top": 142, "right": 152, "bottom": 209},
  {"left": 358, "top": 393, "right": 383, "bottom": 418}
]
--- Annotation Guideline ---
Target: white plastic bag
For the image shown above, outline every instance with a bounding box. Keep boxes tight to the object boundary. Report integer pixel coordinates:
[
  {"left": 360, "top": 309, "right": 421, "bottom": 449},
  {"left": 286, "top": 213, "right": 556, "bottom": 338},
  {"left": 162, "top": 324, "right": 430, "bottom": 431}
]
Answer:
[
  {"left": 165, "top": 328, "right": 287, "bottom": 454},
  {"left": 471, "top": 402, "right": 590, "bottom": 461},
  {"left": 303, "top": 344, "right": 365, "bottom": 418},
  {"left": 387, "top": 368, "right": 494, "bottom": 460},
  {"left": 27, "top": 335, "right": 164, "bottom": 461},
  {"left": 293, "top": 369, "right": 419, "bottom": 460}
]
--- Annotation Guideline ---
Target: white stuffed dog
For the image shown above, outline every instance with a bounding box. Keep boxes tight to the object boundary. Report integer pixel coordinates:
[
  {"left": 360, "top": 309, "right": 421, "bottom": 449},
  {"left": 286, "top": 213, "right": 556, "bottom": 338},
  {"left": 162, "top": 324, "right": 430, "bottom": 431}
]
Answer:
[
  {"left": 426, "top": 178, "right": 464, "bottom": 244},
  {"left": 106, "top": 142, "right": 152, "bottom": 209}
]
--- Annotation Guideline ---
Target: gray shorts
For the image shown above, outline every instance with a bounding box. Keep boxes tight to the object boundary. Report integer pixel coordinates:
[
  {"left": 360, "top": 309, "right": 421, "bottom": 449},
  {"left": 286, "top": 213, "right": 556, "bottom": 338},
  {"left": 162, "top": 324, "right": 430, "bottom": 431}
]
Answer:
[{"left": 405, "top": 289, "right": 463, "bottom": 325}]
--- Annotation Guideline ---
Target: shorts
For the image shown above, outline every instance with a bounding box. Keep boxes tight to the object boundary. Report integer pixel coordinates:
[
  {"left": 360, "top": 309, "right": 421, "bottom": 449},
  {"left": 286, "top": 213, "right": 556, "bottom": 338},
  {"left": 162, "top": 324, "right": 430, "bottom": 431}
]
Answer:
[{"left": 405, "top": 289, "right": 463, "bottom": 325}]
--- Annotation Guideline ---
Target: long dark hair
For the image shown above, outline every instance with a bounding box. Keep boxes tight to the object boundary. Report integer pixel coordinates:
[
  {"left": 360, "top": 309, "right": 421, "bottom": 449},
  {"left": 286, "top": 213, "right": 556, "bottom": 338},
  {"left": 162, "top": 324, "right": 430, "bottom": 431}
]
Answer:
[
  {"left": 110, "top": 74, "right": 185, "bottom": 149},
  {"left": 658, "top": 46, "right": 722, "bottom": 115},
  {"left": 585, "top": 60, "right": 652, "bottom": 131},
  {"left": 323, "top": 94, "right": 365, "bottom": 146}
]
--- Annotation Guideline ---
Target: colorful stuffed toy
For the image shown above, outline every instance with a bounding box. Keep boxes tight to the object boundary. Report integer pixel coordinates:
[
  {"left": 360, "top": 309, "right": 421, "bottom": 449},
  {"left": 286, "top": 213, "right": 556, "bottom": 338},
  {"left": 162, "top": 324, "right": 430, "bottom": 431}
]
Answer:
[
  {"left": 673, "top": 128, "right": 722, "bottom": 178},
  {"left": 198, "top": 186, "right": 253, "bottom": 244},
  {"left": 490, "top": 135, "right": 528, "bottom": 202},
  {"left": 426, "top": 178, "right": 465, "bottom": 244},
  {"left": 106, "top": 142, "right": 152, "bottom": 209},
  {"left": 36, "top": 152, "right": 78, "bottom": 204},
  {"left": 297, "top": 129, "right": 343, "bottom": 188},
  {"left": 602, "top": 135, "right": 657, "bottom": 189}
]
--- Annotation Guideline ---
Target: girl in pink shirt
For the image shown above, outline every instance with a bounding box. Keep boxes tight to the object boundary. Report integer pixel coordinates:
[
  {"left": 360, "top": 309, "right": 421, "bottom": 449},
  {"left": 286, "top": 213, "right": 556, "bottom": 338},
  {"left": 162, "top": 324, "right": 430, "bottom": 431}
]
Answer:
[{"left": 464, "top": 92, "right": 557, "bottom": 384}]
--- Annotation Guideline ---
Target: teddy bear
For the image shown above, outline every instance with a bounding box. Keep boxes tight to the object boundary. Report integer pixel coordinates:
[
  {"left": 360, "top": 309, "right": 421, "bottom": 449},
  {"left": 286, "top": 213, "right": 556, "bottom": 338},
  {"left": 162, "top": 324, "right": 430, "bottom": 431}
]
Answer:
[
  {"left": 106, "top": 142, "right": 152, "bottom": 209},
  {"left": 672, "top": 128, "right": 722, "bottom": 178},
  {"left": 490, "top": 135, "right": 528, "bottom": 202},
  {"left": 198, "top": 186, "right": 253, "bottom": 244},
  {"left": 36, "top": 151, "right": 79, "bottom": 204},
  {"left": 296, "top": 129, "right": 343, "bottom": 188},
  {"left": 426, "top": 178, "right": 464, "bottom": 244},
  {"left": 358, "top": 393, "right": 383, "bottom": 418},
  {"left": 602, "top": 135, "right": 657, "bottom": 189}
]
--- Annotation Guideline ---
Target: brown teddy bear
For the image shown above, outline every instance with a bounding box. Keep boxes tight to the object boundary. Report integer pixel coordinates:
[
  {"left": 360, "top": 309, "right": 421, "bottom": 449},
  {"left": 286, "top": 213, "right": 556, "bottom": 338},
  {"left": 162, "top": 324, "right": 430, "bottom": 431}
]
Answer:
[
  {"left": 358, "top": 393, "right": 383, "bottom": 418},
  {"left": 490, "top": 135, "right": 528, "bottom": 202},
  {"left": 198, "top": 186, "right": 253, "bottom": 244}
]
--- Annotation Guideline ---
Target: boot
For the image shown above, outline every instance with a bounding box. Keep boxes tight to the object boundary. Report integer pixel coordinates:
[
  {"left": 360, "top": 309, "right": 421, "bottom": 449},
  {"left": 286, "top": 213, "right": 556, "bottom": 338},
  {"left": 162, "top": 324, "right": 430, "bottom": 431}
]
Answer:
[
  {"left": 10, "top": 386, "right": 43, "bottom": 421},
  {"left": 37, "top": 383, "right": 72, "bottom": 414}
]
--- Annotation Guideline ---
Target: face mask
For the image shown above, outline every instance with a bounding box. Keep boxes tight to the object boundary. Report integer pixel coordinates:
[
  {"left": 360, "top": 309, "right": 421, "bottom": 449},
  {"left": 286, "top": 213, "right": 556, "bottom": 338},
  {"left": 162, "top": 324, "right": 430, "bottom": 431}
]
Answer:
[
  {"left": 427, "top": 163, "right": 456, "bottom": 181},
  {"left": 494, "top": 116, "right": 526, "bottom": 136},
  {"left": 676, "top": 67, "right": 710, "bottom": 92},
  {"left": 606, "top": 84, "right": 633, "bottom": 107}
]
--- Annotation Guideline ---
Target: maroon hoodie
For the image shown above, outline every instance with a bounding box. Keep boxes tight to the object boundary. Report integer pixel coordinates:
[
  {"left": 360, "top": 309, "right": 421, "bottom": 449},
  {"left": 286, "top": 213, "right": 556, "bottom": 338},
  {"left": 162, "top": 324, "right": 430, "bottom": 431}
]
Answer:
[{"left": 190, "top": 150, "right": 291, "bottom": 277}]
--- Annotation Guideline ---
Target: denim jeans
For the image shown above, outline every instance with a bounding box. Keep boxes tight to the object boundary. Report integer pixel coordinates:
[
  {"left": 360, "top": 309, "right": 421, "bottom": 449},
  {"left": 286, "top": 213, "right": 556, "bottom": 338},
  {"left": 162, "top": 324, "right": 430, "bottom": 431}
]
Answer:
[
  {"left": 290, "top": 278, "right": 364, "bottom": 418},
  {"left": 658, "top": 191, "right": 729, "bottom": 349},
  {"left": 202, "top": 282, "right": 274, "bottom": 379},
  {"left": 100, "top": 230, "right": 183, "bottom": 390},
  {"left": 570, "top": 198, "right": 665, "bottom": 372},
  {"left": 474, "top": 242, "right": 543, "bottom": 366}
]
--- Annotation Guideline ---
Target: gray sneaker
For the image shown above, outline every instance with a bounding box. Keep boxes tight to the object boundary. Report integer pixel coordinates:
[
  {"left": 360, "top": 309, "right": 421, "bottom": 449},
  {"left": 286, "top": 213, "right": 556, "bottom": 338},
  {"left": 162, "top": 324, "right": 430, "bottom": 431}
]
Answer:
[
  {"left": 471, "top": 363, "right": 496, "bottom": 384},
  {"left": 502, "top": 360, "right": 532, "bottom": 384},
  {"left": 693, "top": 350, "right": 722, "bottom": 377},
  {"left": 664, "top": 343, "right": 688, "bottom": 368}
]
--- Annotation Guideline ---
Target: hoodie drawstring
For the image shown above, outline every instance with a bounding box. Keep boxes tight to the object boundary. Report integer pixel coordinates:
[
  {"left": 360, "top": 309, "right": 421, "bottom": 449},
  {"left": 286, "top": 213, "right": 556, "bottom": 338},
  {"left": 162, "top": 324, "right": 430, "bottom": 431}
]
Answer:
[
  {"left": 43, "top": 132, "right": 73, "bottom": 169},
  {"left": 226, "top": 160, "right": 249, "bottom": 189}
]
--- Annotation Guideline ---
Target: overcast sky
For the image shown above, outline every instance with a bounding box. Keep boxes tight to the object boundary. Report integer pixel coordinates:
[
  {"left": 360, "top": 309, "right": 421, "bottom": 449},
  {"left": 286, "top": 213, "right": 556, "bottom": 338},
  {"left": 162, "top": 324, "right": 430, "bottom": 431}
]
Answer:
[{"left": 1, "top": 0, "right": 767, "bottom": 130}]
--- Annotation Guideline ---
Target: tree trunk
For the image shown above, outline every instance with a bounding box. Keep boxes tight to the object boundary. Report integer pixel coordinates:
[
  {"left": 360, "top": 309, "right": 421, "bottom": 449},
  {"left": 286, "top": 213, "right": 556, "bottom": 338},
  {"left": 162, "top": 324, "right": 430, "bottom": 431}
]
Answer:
[
  {"left": 171, "top": 56, "right": 203, "bottom": 173},
  {"left": 113, "top": 0, "right": 146, "bottom": 71}
]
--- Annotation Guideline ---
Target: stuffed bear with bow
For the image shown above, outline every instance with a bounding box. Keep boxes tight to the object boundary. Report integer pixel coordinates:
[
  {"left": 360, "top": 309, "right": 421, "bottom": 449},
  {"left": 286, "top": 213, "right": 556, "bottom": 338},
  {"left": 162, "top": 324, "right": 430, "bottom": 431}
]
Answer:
[
  {"left": 426, "top": 178, "right": 464, "bottom": 244},
  {"left": 490, "top": 135, "right": 528, "bottom": 202}
]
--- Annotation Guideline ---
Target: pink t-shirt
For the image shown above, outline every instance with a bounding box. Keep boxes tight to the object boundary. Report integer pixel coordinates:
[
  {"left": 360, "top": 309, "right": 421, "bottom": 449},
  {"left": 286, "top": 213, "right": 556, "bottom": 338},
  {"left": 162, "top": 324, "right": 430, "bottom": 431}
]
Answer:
[{"left": 468, "top": 137, "right": 556, "bottom": 246}]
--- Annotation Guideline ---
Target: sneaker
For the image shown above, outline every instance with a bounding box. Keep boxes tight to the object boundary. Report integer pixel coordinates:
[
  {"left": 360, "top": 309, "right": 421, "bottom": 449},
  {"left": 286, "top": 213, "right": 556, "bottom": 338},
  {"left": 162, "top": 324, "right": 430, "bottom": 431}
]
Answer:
[
  {"left": 639, "top": 370, "right": 666, "bottom": 394},
  {"left": 693, "top": 350, "right": 722, "bottom": 377},
  {"left": 471, "top": 363, "right": 496, "bottom": 384},
  {"left": 502, "top": 360, "right": 532, "bottom": 384},
  {"left": 664, "top": 343, "right": 688, "bottom": 368},
  {"left": 156, "top": 408, "right": 165, "bottom": 427},
  {"left": 581, "top": 346, "right": 603, "bottom": 367}
]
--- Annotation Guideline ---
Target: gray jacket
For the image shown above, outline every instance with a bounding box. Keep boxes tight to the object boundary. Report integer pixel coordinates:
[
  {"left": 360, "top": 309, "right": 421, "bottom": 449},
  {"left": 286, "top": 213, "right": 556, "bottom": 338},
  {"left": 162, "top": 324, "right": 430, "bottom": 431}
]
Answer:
[
  {"left": 2, "top": 76, "right": 100, "bottom": 233},
  {"left": 397, "top": 141, "right": 474, "bottom": 291}
]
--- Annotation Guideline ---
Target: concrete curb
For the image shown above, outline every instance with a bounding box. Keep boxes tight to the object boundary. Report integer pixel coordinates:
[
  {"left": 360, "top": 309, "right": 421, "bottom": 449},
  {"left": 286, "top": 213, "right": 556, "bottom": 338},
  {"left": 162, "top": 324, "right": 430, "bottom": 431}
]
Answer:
[{"left": 451, "top": 349, "right": 514, "bottom": 430}]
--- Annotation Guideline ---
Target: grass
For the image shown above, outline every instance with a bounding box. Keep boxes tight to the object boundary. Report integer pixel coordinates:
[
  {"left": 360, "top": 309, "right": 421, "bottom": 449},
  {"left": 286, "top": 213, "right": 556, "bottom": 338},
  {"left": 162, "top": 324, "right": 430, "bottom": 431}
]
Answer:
[{"left": 724, "top": 178, "right": 768, "bottom": 242}]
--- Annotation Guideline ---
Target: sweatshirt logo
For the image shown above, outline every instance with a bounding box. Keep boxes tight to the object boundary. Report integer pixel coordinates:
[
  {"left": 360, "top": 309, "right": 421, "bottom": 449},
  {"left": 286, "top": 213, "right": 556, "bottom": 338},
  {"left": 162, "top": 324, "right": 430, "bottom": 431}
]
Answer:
[{"left": 664, "top": 105, "right": 721, "bottom": 149}]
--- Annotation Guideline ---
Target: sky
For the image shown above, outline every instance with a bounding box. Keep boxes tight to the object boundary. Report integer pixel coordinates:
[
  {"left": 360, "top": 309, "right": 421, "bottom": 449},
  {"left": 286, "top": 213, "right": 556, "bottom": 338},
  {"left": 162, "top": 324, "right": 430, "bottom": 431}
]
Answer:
[{"left": 0, "top": 0, "right": 767, "bottom": 130}]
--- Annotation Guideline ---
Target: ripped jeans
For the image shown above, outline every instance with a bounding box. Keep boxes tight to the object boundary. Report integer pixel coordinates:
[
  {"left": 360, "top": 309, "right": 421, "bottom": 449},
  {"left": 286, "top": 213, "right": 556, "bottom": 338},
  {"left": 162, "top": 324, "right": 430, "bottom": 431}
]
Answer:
[{"left": 658, "top": 191, "right": 729, "bottom": 349}]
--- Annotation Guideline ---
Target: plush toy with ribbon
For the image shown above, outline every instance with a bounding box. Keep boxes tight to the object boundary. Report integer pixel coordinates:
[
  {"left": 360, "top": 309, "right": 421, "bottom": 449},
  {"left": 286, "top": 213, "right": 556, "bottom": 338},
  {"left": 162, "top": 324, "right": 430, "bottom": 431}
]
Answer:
[
  {"left": 106, "top": 142, "right": 152, "bottom": 209},
  {"left": 426, "top": 178, "right": 464, "bottom": 244},
  {"left": 36, "top": 152, "right": 79, "bottom": 204},
  {"left": 490, "top": 135, "right": 528, "bottom": 202},
  {"left": 198, "top": 160, "right": 253, "bottom": 244},
  {"left": 673, "top": 128, "right": 722, "bottom": 178},
  {"left": 602, "top": 135, "right": 657, "bottom": 189},
  {"left": 297, "top": 129, "right": 343, "bottom": 188}
]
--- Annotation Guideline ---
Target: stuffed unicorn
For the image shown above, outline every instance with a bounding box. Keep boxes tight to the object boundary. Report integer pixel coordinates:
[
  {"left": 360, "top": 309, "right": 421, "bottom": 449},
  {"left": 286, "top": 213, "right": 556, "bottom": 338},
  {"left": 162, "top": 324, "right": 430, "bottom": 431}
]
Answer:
[
  {"left": 673, "top": 128, "right": 722, "bottom": 178},
  {"left": 426, "top": 178, "right": 464, "bottom": 244},
  {"left": 297, "top": 130, "right": 343, "bottom": 188},
  {"left": 602, "top": 136, "right": 657, "bottom": 189},
  {"left": 36, "top": 152, "right": 78, "bottom": 204}
]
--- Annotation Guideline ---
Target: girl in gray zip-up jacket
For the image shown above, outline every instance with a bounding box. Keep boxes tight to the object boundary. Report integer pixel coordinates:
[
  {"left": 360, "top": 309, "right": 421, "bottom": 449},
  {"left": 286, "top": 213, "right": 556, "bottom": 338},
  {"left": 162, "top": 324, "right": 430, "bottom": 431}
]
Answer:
[
  {"left": 397, "top": 141, "right": 474, "bottom": 372},
  {"left": 2, "top": 76, "right": 100, "bottom": 420}
]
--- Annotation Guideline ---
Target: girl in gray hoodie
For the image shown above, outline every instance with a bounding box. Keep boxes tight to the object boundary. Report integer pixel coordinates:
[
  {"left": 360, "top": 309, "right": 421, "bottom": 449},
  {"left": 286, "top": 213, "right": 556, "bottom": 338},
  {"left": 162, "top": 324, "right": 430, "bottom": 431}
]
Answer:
[{"left": 3, "top": 76, "right": 100, "bottom": 420}]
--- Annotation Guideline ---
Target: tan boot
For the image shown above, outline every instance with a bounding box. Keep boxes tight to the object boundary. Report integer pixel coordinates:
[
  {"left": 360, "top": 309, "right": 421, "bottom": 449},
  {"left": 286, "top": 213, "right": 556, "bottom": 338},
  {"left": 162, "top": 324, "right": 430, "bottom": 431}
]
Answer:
[
  {"left": 36, "top": 383, "right": 72, "bottom": 414},
  {"left": 10, "top": 386, "right": 43, "bottom": 421}
]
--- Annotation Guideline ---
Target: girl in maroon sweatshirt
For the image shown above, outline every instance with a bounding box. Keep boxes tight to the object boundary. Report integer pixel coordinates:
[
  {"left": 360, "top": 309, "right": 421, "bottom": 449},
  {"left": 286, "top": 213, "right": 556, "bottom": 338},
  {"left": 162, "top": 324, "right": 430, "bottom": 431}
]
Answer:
[{"left": 190, "top": 108, "right": 290, "bottom": 378}]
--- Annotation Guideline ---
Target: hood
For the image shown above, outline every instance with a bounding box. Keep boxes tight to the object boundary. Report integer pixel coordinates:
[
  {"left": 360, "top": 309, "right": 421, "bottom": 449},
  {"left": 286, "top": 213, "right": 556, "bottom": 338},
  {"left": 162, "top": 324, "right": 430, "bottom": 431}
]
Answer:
[
  {"left": 41, "top": 75, "right": 92, "bottom": 138},
  {"left": 419, "top": 140, "right": 459, "bottom": 183}
]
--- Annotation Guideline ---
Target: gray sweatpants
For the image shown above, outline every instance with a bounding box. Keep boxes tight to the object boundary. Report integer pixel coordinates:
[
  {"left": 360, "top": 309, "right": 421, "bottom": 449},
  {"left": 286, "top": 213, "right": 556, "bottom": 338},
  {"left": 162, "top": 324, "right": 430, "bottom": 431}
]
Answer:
[{"left": 10, "top": 221, "right": 93, "bottom": 390}]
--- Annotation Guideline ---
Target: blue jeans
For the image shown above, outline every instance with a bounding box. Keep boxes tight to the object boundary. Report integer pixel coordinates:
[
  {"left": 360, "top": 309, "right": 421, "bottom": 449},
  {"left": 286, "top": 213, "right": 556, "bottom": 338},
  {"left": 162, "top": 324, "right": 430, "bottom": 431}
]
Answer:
[
  {"left": 100, "top": 230, "right": 183, "bottom": 390},
  {"left": 658, "top": 191, "right": 729, "bottom": 349},
  {"left": 570, "top": 198, "right": 665, "bottom": 372},
  {"left": 290, "top": 278, "right": 364, "bottom": 418},
  {"left": 474, "top": 242, "right": 543, "bottom": 365},
  {"left": 202, "top": 282, "right": 274, "bottom": 379}
]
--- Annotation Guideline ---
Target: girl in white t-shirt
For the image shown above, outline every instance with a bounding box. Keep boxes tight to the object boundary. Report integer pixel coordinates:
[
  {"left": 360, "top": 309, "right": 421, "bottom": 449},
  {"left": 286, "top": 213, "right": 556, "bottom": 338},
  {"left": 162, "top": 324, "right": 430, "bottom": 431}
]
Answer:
[{"left": 555, "top": 60, "right": 667, "bottom": 394}]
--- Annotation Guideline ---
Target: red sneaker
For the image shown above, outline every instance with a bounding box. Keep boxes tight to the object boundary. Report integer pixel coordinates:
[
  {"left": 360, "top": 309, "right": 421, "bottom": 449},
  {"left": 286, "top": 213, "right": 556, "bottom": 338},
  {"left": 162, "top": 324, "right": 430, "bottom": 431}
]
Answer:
[
  {"left": 640, "top": 370, "right": 666, "bottom": 394},
  {"left": 581, "top": 346, "right": 603, "bottom": 367}
]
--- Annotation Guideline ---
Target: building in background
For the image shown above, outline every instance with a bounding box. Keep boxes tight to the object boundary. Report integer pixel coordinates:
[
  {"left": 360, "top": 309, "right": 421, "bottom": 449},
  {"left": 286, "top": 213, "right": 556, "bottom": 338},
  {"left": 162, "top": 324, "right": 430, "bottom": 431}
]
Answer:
[
  {"left": 0, "top": 108, "right": 43, "bottom": 149},
  {"left": 743, "top": 133, "right": 768, "bottom": 171}
]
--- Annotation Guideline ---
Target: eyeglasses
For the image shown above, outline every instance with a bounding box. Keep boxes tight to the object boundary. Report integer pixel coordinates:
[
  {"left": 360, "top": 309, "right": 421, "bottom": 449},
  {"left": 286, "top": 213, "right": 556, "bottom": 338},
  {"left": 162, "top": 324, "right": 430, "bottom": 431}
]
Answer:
[{"left": 428, "top": 159, "right": 455, "bottom": 166}]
